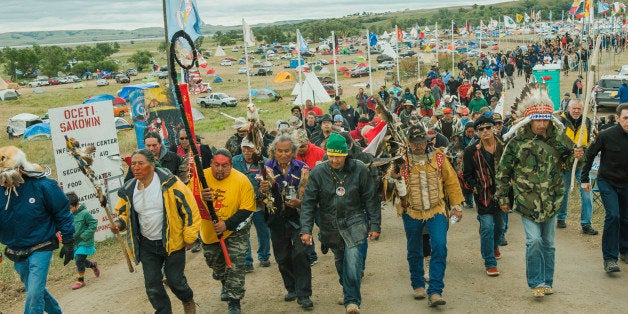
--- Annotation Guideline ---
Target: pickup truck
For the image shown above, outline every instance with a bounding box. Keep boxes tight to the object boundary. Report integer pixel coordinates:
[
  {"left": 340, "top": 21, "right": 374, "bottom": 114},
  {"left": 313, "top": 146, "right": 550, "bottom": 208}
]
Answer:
[{"left": 196, "top": 92, "right": 237, "bottom": 108}]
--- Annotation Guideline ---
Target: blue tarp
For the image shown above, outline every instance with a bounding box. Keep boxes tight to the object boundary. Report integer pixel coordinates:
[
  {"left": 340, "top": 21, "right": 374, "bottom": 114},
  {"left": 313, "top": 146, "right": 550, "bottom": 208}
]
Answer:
[
  {"left": 83, "top": 94, "right": 115, "bottom": 104},
  {"left": 213, "top": 76, "right": 223, "bottom": 83},
  {"left": 23, "top": 122, "right": 51, "bottom": 140},
  {"left": 117, "top": 83, "right": 160, "bottom": 100},
  {"left": 289, "top": 59, "right": 304, "bottom": 68}
]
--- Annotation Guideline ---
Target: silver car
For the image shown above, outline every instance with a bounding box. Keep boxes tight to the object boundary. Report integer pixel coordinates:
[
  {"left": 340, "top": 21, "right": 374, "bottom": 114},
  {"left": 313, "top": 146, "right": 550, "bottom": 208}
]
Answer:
[{"left": 593, "top": 74, "right": 628, "bottom": 108}]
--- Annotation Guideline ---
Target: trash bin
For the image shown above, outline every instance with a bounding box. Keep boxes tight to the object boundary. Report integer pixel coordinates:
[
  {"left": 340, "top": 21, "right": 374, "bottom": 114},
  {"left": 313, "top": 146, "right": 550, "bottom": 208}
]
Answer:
[{"left": 532, "top": 64, "right": 561, "bottom": 111}]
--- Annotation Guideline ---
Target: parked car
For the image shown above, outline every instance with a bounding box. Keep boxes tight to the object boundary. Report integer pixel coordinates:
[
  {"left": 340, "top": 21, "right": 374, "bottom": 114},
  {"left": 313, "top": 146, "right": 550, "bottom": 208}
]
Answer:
[
  {"left": 349, "top": 67, "right": 369, "bottom": 78},
  {"left": 115, "top": 74, "right": 130, "bottom": 84},
  {"left": 125, "top": 68, "right": 138, "bottom": 76},
  {"left": 28, "top": 79, "right": 49, "bottom": 87},
  {"left": 376, "top": 54, "right": 394, "bottom": 63},
  {"left": 112, "top": 104, "right": 129, "bottom": 117},
  {"left": 66, "top": 75, "right": 81, "bottom": 82},
  {"left": 255, "top": 68, "right": 273, "bottom": 76},
  {"left": 96, "top": 78, "right": 109, "bottom": 86},
  {"left": 594, "top": 74, "right": 627, "bottom": 108},
  {"left": 157, "top": 71, "right": 169, "bottom": 79},
  {"left": 57, "top": 77, "right": 69, "bottom": 84},
  {"left": 301, "top": 51, "right": 314, "bottom": 57},
  {"left": 220, "top": 59, "right": 233, "bottom": 66},
  {"left": 378, "top": 61, "right": 395, "bottom": 70},
  {"left": 196, "top": 92, "right": 238, "bottom": 108},
  {"left": 48, "top": 77, "right": 60, "bottom": 85},
  {"left": 238, "top": 67, "right": 251, "bottom": 75},
  {"left": 323, "top": 84, "right": 342, "bottom": 97},
  {"left": 232, "top": 47, "right": 239, "bottom": 52},
  {"left": 399, "top": 50, "right": 416, "bottom": 58}
]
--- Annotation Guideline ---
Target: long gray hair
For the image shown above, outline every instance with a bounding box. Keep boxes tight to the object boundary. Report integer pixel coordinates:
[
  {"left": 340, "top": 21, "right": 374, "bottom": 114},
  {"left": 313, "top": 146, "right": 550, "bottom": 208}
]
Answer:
[{"left": 267, "top": 133, "right": 297, "bottom": 159}]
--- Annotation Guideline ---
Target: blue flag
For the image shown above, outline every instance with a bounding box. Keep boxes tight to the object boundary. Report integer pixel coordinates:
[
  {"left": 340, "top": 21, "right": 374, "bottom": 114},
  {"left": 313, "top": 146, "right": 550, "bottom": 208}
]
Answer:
[
  {"left": 165, "top": 0, "right": 204, "bottom": 41},
  {"left": 369, "top": 32, "right": 378, "bottom": 46},
  {"left": 297, "top": 29, "right": 309, "bottom": 52}
]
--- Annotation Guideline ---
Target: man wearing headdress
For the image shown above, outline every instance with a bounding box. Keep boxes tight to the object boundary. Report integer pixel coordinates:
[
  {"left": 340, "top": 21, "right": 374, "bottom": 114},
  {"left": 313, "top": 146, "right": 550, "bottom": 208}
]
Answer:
[{"left": 495, "top": 83, "right": 584, "bottom": 298}]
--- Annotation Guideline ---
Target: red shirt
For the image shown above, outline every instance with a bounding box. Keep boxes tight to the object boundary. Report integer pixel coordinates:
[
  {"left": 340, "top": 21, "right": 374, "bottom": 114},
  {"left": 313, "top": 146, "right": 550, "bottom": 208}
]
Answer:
[
  {"left": 304, "top": 106, "right": 323, "bottom": 117},
  {"left": 296, "top": 142, "right": 325, "bottom": 169}
]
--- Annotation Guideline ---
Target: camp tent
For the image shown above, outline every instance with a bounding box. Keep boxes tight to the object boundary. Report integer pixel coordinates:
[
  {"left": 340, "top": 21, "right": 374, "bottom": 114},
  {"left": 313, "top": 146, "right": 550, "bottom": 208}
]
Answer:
[
  {"left": 8, "top": 113, "right": 42, "bottom": 137},
  {"left": 33, "top": 87, "right": 46, "bottom": 94},
  {"left": 289, "top": 59, "right": 305, "bottom": 69},
  {"left": 114, "top": 117, "right": 132, "bottom": 131},
  {"left": 319, "top": 67, "right": 331, "bottom": 74},
  {"left": 293, "top": 72, "right": 332, "bottom": 105},
  {"left": 273, "top": 71, "right": 294, "bottom": 83},
  {"left": 117, "top": 83, "right": 159, "bottom": 99},
  {"left": 23, "top": 122, "right": 51, "bottom": 140},
  {"left": 0, "top": 74, "right": 9, "bottom": 90},
  {"left": 191, "top": 107, "right": 205, "bottom": 121},
  {"left": 84, "top": 94, "right": 115, "bottom": 104},
  {"left": 0, "top": 89, "right": 19, "bottom": 100},
  {"left": 213, "top": 76, "right": 223, "bottom": 83},
  {"left": 215, "top": 46, "right": 226, "bottom": 57}
]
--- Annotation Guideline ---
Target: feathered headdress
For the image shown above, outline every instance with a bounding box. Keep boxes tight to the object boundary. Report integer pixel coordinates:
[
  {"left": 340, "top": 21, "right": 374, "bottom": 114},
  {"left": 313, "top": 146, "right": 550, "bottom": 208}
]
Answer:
[{"left": 503, "top": 82, "right": 564, "bottom": 140}]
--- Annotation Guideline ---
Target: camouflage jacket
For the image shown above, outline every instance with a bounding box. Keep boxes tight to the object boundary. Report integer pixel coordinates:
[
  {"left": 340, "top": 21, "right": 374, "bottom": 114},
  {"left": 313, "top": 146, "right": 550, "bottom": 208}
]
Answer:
[{"left": 495, "top": 123, "right": 572, "bottom": 223}]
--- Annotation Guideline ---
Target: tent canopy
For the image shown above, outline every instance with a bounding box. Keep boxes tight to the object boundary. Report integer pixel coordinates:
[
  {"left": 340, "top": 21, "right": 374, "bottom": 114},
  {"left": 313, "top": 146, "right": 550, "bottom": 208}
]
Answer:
[
  {"left": 117, "top": 83, "right": 159, "bottom": 99},
  {"left": 273, "top": 71, "right": 294, "bottom": 83},
  {"left": 213, "top": 76, "right": 223, "bottom": 83},
  {"left": 114, "top": 117, "right": 132, "bottom": 131},
  {"left": 84, "top": 94, "right": 115, "bottom": 104},
  {"left": 293, "top": 72, "right": 332, "bottom": 105},
  {"left": 23, "top": 122, "right": 51, "bottom": 140}
]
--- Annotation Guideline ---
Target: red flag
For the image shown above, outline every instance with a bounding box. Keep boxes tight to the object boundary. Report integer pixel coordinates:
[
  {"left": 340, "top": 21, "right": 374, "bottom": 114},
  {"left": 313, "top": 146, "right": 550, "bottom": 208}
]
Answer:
[
  {"left": 397, "top": 26, "right": 403, "bottom": 42},
  {"left": 334, "top": 34, "right": 339, "bottom": 54},
  {"left": 466, "top": 21, "right": 470, "bottom": 33}
]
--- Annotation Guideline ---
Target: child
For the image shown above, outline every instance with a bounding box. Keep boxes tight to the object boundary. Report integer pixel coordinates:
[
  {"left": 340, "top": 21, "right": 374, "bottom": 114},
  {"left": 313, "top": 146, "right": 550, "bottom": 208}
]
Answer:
[{"left": 66, "top": 192, "right": 100, "bottom": 289}]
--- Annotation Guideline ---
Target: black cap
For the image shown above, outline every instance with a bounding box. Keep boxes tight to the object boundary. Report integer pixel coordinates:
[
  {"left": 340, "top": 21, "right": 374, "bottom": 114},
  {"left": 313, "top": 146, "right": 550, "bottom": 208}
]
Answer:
[
  {"left": 406, "top": 124, "right": 433, "bottom": 143},
  {"left": 320, "top": 114, "right": 333, "bottom": 122},
  {"left": 335, "top": 96, "right": 341, "bottom": 101},
  {"left": 474, "top": 115, "right": 495, "bottom": 128}
]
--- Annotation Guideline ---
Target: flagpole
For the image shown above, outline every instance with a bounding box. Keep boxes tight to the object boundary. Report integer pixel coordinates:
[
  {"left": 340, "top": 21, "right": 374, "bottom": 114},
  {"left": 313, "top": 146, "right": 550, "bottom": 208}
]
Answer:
[
  {"left": 395, "top": 25, "right": 401, "bottom": 83},
  {"left": 161, "top": 0, "right": 174, "bottom": 89},
  {"left": 366, "top": 29, "right": 374, "bottom": 95},
  {"left": 243, "top": 20, "right": 253, "bottom": 106},
  {"left": 451, "top": 20, "right": 455, "bottom": 76},
  {"left": 332, "top": 31, "right": 339, "bottom": 96},
  {"left": 435, "top": 22, "right": 439, "bottom": 68},
  {"left": 297, "top": 29, "right": 304, "bottom": 106}
]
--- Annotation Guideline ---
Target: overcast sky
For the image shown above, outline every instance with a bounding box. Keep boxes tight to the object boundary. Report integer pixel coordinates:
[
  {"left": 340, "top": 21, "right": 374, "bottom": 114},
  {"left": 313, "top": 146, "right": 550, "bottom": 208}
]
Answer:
[{"left": 1, "top": 0, "right": 508, "bottom": 33}]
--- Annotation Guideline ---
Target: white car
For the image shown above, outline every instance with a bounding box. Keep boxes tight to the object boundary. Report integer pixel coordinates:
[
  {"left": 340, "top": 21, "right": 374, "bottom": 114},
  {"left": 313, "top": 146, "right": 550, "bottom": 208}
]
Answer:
[
  {"left": 377, "top": 61, "right": 395, "bottom": 70},
  {"left": 618, "top": 65, "right": 628, "bottom": 76},
  {"left": 196, "top": 92, "right": 237, "bottom": 108},
  {"left": 238, "top": 67, "right": 251, "bottom": 75},
  {"left": 232, "top": 47, "right": 239, "bottom": 52},
  {"left": 220, "top": 60, "right": 232, "bottom": 66},
  {"left": 96, "top": 78, "right": 109, "bottom": 86}
]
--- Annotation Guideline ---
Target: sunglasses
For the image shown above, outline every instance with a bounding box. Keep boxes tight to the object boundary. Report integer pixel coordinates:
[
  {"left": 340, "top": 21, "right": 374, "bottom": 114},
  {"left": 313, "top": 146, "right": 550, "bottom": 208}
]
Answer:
[
  {"left": 179, "top": 137, "right": 188, "bottom": 140},
  {"left": 477, "top": 126, "right": 493, "bottom": 131},
  {"left": 461, "top": 114, "right": 469, "bottom": 117}
]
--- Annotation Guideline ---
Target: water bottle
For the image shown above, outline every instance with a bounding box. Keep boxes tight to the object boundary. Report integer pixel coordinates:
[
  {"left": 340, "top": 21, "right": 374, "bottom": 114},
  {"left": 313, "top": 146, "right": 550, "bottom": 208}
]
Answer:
[{"left": 450, "top": 215, "right": 459, "bottom": 224}]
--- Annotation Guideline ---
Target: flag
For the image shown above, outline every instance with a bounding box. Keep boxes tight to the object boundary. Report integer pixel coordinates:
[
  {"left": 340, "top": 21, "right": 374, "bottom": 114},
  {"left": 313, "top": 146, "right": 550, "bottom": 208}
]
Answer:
[
  {"left": 334, "top": 33, "right": 339, "bottom": 54},
  {"left": 598, "top": 0, "right": 610, "bottom": 14},
  {"left": 562, "top": 10, "right": 565, "bottom": 20},
  {"left": 465, "top": 20, "right": 470, "bottom": 33},
  {"left": 536, "top": 11, "right": 542, "bottom": 21},
  {"left": 165, "top": 0, "right": 204, "bottom": 41},
  {"left": 242, "top": 19, "right": 255, "bottom": 47},
  {"left": 397, "top": 26, "right": 404, "bottom": 42},
  {"left": 524, "top": 13, "right": 530, "bottom": 23},
  {"left": 489, "top": 19, "right": 498, "bottom": 29},
  {"left": 516, "top": 14, "right": 524, "bottom": 23},
  {"left": 504, "top": 16, "right": 516, "bottom": 28},
  {"left": 363, "top": 121, "right": 387, "bottom": 156},
  {"left": 583, "top": 0, "right": 592, "bottom": 17},
  {"left": 480, "top": 20, "right": 486, "bottom": 29},
  {"left": 453, "top": 22, "right": 460, "bottom": 34},
  {"left": 419, "top": 28, "right": 425, "bottom": 39},
  {"left": 571, "top": 0, "right": 585, "bottom": 17},
  {"left": 530, "top": 10, "right": 535, "bottom": 20},
  {"left": 296, "top": 29, "right": 309, "bottom": 52},
  {"left": 549, "top": 11, "right": 553, "bottom": 21},
  {"left": 369, "top": 32, "right": 378, "bottom": 46}
]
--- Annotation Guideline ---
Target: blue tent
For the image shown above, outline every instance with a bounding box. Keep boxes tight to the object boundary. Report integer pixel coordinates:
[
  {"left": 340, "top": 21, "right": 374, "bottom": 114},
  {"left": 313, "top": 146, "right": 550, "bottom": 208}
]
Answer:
[
  {"left": 289, "top": 59, "right": 304, "bottom": 68},
  {"left": 23, "top": 122, "right": 51, "bottom": 140},
  {"left": 117, "top": 83, "right": 160, "bottom": 100},
  {"left": 84, "top": 94, "right": 115, "bottom": 104},
  {"left": 213, "top": 76, "right": 223, "bottom": 83}
]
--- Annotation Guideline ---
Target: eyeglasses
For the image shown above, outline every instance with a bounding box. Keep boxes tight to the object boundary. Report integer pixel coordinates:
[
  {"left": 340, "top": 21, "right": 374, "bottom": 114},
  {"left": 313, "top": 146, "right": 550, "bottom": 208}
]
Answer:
[
  {"left": 179, "top": 137, "right": 188, "bottom": 140},
  {"left": 461, "top": 114, "right": 469, "bottom": 117},
  {"left": 477, "top": 126, "right": 493, "bottom": 131}
]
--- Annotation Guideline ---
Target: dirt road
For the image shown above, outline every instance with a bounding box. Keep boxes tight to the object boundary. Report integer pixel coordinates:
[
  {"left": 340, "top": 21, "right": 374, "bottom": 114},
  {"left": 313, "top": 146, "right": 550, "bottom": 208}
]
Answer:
[{"left": 3, "top": 202, "right": 625, "bottom": 314}]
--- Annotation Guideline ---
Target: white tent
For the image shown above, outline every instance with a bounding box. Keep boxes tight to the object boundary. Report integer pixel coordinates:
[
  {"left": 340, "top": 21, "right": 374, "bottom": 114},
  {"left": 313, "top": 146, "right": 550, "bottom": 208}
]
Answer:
[
  {"left": 8, "top": 113, "right": 42, "bottom": 136},
  {"left": 379, "top": 42, "right": 398, "bottom": 60},
  {"left": 318, "top": 67, "right": 331, "bottom": 74},
  {"left": 215, "top": 46, "right": 226, "bottom": 57},
  {"left": 293, "top": 72, "right": 332, "bottom": 105}
]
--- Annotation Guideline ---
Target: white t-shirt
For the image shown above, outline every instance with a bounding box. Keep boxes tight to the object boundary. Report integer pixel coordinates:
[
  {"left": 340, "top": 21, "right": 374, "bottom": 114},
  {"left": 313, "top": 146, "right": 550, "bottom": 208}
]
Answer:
[{"left": 133, "top": 175, "right": 164, "bottom": 240}]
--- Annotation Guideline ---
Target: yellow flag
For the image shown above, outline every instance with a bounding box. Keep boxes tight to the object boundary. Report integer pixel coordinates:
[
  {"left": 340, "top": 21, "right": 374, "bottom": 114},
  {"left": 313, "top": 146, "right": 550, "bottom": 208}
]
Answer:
[{"left": 516, "top": 14, "right": 523, "bottom": 23}]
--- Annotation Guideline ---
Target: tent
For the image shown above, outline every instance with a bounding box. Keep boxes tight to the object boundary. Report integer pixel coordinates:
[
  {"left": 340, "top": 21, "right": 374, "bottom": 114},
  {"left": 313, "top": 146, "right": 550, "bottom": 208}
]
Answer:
[
  {"left": 319, "top": 67, "right": 331, "bottom": 74},
  {"left": 84, "top": 94, "right": 115, "bottom": 104},
  {"left": 112, "top": 97, "right": 127, "bottom": 105},
  {"left": 0, "top": 74, "right": 9, "bottom": 90},
  {"left": 191, "top": 107, "right": 205, "bottom": 121},
  {"left": 33, "top": 87, "right": 46, "bottom": 94},
  {"left": 114, "top": 117, "right": 132, "bottom": 131},
  {"left": 117, "top": 83, "right": 159, "bottom": 99},
  {"left": 215, "top": 46, "right": 226, "bottom": 57},
  {"left": 0, "top": 89, "right": 19, "bottom": 100},
  {"left": 293, "top": 72, "right": 332, "bottom": 105},
  {"left": 213, "top": 76, "right": 223, "bottom": 83},
  {"left": 355, "top": 56, "right": 366, "bottom": 63},
  {"left": 23, "top": 122, "right": 51, "bottom": 140},
  {"left": 253, "top": 88, "right": 280, "bottom": 100},
  {"left": 8, "top": 113, "right": 42, "bottom": 137},
  {"left": 289, "top": 59, "right": 305, "bottom": 68},
  {"left": 273, "top": 71, "right": 294, "bottom": 83},
  {"left": 338, "top": 66, "right": 349, "bottom": 72}
]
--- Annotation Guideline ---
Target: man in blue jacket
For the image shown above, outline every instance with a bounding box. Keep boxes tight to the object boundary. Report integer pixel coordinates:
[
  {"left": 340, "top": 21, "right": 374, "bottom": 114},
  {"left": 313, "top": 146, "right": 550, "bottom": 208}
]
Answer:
[{"left": 0, "top": 146, "right": 75, "bottom": 314}]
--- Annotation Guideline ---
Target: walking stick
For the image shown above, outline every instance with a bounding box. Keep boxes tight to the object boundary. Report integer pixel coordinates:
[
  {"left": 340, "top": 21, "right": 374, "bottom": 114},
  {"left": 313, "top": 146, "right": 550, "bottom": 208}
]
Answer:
[
  {"left": 570, "top": 36, "right": 601, "bottom": 191},
  {"left": 64, "top": 136, "right": 135, "bottom": 273}
]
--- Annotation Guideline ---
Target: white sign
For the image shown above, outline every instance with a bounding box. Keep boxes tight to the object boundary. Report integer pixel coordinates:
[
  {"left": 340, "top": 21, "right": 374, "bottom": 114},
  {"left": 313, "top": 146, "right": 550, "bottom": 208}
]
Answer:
[{"left": 49, "top": 101, "right": 125, "bottom": 241}]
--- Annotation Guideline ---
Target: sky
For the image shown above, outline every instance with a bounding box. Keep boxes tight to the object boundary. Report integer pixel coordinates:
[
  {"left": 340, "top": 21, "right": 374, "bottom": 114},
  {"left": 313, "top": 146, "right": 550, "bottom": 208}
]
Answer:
[{"left": 1, "top": 0, "right": 509, "bottom": 33}]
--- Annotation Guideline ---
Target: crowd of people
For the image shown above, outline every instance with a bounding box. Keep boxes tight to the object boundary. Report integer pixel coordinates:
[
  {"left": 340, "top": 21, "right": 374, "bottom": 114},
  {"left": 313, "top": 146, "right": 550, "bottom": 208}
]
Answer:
[{"left": 1, "top": 35, "right": 627, "bottom": 314}]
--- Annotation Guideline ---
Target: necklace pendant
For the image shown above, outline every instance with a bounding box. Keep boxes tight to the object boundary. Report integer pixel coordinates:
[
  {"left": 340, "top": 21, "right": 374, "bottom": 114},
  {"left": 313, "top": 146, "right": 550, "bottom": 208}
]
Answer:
[
  {"left": 336, "top": 186, "right": 346, "bottom": 196},
  {"left": 418, "top": 160, "right": 425, "bottom": 166}
]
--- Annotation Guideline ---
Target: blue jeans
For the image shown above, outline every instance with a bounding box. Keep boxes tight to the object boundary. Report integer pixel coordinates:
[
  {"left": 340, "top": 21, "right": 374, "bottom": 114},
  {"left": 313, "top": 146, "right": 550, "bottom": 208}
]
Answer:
[
  {"left": 358, "top": 240, "right": 368, "bottom": 271},
  {"left": 332, "top": 243, "right": 364, "bottom": 307},
  {"left": 477, "top": 212, "right": 505, "bottom": 268},
  {"left": 402, "top": 213, "right": 447, "bottom": 296},
  {"left": 139, "top": 237, "right": 194, "bottom": 313},
  {"left": 13, "top": 250, "right": 62, "bottom": 314},
  {"left": 463, "top": 192, "right": 474, "bottom": 207},
  {"left": 521, "top": 216, "right": 556, "bottom": 288},
  {"left": 557, "top": 169, "right": 593, "bottom": 226},
  {"left": 245, "top": 210, "right": 271, "bottom": 265},
  {"left": 597, "top": 177, "right": 628, "bottom": 261},
  {"left": 502, "top": 212, "right": 509, "bottom": 238}
]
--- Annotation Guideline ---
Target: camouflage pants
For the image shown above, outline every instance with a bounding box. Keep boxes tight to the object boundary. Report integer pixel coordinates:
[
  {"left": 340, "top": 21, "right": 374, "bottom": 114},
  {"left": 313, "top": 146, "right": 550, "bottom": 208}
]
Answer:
[{"left": 203, "top": 225, "right": 250, "bottom": 300}]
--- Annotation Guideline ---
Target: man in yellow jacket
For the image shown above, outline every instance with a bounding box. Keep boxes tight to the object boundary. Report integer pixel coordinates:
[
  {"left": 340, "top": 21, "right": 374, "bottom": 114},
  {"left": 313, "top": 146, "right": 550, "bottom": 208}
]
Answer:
[
  {"left": 201, "top": 149, "right": 256, "bottom": 314},
  {"left": 556, "top": 99, "right": 598, "bottom": 235},
  {"left": 113, "top": 149, "right": 201, "bottom": 314}
]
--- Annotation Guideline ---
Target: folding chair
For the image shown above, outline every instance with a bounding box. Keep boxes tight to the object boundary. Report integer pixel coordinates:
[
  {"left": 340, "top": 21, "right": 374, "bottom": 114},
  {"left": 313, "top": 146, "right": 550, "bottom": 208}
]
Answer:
[{"left": 591, "top": 178, "right": 604, "bottom": 212}]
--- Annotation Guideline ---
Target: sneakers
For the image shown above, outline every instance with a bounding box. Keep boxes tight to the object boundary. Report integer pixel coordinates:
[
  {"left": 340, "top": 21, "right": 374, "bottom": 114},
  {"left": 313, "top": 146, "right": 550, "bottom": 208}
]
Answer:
[
  {"left": 582, "top": 225, "right": 599, "bottom": 235},
  {"left": 621, "top": 253, "right": 628, "bottom": 264},
  {"left": 412, "top": 287, "right": 427, "bottom": 299},
  {"left": 604, "top": 260, "right": 621, "bottom": 273},
  {"left": 91, "top": 262, "right": 100, "bottom": 278},
  {"left": 71, "top": 281, "right": 85, "bottom": 290},
  {"left": 182, "top": 300, "right": 196, "bottom": 314},
  {"left": 244, "top": 264, "right": 254, "bottom": 273},
  {"left": 486, "top": 267, "right": 500, "bottom": 276},
  {"left": 191, "top": 239, "right": 202, "bottom": 253},
  {"left": 500, "top": 237, "right": 508, "bottom": 246},
  {"left": 494, "top": 249, "right": 501, "bottom": 260},
  {"left": 227, "top": 299, "right": 241, "bottom": 314},
  {"left": 557, "top": 220, "right": 566, "bottom": 228},
  {"left": 297, "top": 296, "right": 314, "bottom": 309},
  {"left": 346, "top": 303, "right": 360, "bottom": 314},
  {"left": 260, "top": 260, "right": 271, "bottom": 267},
  {"left": 284, "top": 291, "right": 297, "bottom": 302},
  {"left": 532, "top": 287, "right": 545, "bottom": 298},
  {"left": 310, "top": 258, "right": 319, "bottom": 266},
  {"left": 427, "top": 294, "right": 446, "bottom": 307}
]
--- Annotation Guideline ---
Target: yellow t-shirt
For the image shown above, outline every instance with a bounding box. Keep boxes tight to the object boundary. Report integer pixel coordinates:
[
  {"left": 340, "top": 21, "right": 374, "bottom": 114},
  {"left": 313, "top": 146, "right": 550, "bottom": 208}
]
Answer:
[{"left": 200, "top": 168, "right": 256, "bottom": 244}]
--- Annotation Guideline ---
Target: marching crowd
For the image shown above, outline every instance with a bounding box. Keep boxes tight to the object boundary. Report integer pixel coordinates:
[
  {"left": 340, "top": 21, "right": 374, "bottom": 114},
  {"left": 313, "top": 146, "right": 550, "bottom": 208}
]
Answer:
[{"left": 1, "top": 36, "right": 627, "bottom": 314}]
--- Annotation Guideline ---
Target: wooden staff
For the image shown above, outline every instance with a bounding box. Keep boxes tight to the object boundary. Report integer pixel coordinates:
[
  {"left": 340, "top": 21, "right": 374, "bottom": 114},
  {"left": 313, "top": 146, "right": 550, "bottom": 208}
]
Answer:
[
  {"left": 64, "top": 136, "right": 134, "bottom": 273},
  {"left": 570, "top": 36, "right": 601, "bottom": 191}
]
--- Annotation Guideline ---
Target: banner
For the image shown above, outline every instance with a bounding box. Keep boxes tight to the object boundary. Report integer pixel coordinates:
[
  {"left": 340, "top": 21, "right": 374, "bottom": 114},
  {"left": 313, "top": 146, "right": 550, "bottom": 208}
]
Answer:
[
  {"left": 296, "top": 29, "right": 309, "bottom": 52},
  {"left": 130, "top": 87, "right": 183, "bottom": 150},
  {"left": 397, "top": 26, "right": 404, "bottom": 42},
  {"left": 516, "top": 14, "right": 524, "bottom": 23},
  {"left": 165, "top": 0, "right": 204, "bottom": 41},
  {"left": 242, "top": 18, "right": 255, "bottom": 47},
  {"left": 49, "top": 102, "right": 124, "bottom": 241}
]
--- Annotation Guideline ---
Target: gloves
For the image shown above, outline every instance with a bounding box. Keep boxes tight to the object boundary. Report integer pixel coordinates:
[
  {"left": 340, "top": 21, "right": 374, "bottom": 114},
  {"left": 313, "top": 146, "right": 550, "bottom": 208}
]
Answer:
[{"left": 59, "top": 240, "right": 74, "bottom": 266}]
